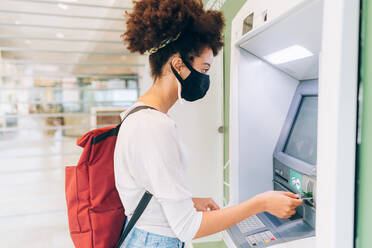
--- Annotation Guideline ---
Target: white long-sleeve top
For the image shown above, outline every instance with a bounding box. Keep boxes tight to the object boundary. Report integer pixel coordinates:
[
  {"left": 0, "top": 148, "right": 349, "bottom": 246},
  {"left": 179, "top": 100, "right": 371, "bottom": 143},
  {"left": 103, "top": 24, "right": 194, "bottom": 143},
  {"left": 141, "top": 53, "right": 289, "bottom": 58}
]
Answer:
[{"left": 113, "top": 102, "right": 202, "bottom": 242}]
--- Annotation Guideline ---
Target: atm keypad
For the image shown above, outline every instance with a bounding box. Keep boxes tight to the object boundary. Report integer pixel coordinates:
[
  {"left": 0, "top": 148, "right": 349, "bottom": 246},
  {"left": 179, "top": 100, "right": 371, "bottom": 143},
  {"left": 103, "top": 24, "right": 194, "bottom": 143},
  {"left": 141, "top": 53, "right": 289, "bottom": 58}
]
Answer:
[
  {"left": 237, "top": 215, "right": 265, "bottom": 233},
  {"left": 246, "top": 231, "right": 277, "bottom": 247}
]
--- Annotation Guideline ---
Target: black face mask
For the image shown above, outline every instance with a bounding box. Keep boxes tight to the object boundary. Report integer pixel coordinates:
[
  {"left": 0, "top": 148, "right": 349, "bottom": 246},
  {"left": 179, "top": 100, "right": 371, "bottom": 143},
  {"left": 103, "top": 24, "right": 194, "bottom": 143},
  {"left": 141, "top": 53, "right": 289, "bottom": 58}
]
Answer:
[{"left": 170, "top": 59, "right": 210, "bottom": 102}]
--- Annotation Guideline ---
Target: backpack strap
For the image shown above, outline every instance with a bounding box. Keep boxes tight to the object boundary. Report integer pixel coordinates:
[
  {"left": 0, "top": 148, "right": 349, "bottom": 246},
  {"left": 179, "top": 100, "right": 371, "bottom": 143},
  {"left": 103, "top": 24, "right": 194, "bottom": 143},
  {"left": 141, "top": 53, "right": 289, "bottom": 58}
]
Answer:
[
  {"left": 115, "top": 105, "right": 155, "bottom": 248},
  {"left": 118, "top": 105, "right": 156, "bottom": 127},
  {"left": 115, "top": 191, "right": 153, "bottom": 248}
]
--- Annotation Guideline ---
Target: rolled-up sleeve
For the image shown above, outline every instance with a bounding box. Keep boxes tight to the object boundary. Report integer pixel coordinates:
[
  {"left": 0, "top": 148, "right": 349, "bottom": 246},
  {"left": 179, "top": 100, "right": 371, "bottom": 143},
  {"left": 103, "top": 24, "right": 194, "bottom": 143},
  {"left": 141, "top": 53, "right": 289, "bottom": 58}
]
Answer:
[
  {"left": 133, "top": 116, "right": 202, "bottom": 241},
  {"left": 159, "top": 199, "right": 203, "bottom": 242}
]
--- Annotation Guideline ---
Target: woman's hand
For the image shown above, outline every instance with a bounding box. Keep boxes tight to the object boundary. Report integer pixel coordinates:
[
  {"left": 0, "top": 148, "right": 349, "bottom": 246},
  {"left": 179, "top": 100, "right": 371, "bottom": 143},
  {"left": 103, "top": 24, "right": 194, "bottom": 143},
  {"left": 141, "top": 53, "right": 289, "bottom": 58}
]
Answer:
[
  {"left": 193, "top": 191, "right": 301, "bottom": 239},
  {"left": 254, "top": 191, "right": 303, "bottom": 219},
  {"left": 192, "top": 198, "right": 220, "bottom": 211}
]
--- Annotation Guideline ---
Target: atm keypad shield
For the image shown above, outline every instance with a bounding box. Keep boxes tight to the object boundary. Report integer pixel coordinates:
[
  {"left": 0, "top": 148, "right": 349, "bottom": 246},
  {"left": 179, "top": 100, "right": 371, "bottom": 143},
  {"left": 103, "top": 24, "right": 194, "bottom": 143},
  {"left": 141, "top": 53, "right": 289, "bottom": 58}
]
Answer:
[{"left": 237, "top": 215, "right": 266, "bottom": 233}]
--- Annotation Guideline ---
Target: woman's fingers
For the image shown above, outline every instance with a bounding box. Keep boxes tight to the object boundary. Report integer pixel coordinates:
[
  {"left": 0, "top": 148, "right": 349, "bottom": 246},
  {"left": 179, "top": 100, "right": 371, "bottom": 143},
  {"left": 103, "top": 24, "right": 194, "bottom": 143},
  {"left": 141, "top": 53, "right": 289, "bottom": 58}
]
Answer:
[
  {"left": 200, "top": 206, "right": 208, "bottom": 211},
  {"left": 282, "top": 191, "right": 300, "bottom": 199},
  {"left": 193, "top": 198, "right": 220, "bottom": 211},
  {"left": 207, "top": 199, "right": 220, "bottom": 210},
  {"left": 284, "top": 210, "right": 296, "bottom": 219},
  {"left": 289, "top": 198, "right": 303, "bottom": 208}
]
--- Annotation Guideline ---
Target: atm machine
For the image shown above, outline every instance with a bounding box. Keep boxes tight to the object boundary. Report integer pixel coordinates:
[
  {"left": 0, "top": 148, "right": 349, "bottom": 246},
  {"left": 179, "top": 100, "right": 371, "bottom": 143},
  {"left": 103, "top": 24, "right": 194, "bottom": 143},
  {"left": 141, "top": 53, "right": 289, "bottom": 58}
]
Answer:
[
  {"left": 228, "top": 80, "right": 318, "bottom": 247},
  {"left": 224, "top": 0, "right": 359, "bottom": 247}
]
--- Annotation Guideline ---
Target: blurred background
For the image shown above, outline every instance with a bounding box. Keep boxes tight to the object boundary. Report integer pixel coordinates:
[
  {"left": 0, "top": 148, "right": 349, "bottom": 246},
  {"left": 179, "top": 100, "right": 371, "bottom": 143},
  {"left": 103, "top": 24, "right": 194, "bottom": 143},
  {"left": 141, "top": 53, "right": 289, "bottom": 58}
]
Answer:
[
  {"left": 0, "top": 0, "right": 148, "bottom": 246},
  {"left": 0, "top": 0, "right": 227, "bottom": 247}
]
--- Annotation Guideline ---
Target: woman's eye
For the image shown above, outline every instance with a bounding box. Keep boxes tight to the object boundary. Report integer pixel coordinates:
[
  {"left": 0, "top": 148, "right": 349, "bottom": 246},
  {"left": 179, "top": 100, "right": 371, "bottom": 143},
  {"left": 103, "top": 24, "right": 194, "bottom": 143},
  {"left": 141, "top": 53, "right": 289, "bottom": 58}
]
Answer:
[{"left": 203, "top": 68, "right": 209, "bottom": 73}]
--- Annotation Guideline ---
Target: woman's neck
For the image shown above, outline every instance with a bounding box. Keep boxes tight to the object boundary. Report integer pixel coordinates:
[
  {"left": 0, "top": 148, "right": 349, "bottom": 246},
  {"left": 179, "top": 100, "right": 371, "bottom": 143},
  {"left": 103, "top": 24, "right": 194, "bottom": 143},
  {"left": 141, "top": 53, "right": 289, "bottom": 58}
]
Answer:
[{"left": 136, "top": 75, "right": 178, "bottom": 114}]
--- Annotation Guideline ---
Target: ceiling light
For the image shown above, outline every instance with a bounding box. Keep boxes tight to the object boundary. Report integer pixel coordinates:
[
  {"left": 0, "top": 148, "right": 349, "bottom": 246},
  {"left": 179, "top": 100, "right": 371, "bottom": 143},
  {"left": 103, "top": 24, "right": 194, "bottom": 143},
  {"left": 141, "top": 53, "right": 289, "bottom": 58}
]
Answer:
[
  {"left": 56, "top": 32, "right": 65, "bottom": 39},
  {"left": 264, "top": 45, "right": 314, "bottom": 65},
  {"left": 57, "top": 3, "right": 69, "bottom": 10},
  {"left": 24, "top": 40, "right": 32, "bottom": 44},
  {"left": 14, "top": 20, "right": 21, "bottom": 25}
]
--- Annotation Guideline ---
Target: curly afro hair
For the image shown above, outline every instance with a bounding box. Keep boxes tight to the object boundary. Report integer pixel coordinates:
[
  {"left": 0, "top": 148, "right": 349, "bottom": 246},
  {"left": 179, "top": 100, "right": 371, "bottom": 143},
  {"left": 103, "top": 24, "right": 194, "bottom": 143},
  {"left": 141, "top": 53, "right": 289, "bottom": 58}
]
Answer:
[{"left": 122, "top": 0, "right": 225, "bottom": 78}]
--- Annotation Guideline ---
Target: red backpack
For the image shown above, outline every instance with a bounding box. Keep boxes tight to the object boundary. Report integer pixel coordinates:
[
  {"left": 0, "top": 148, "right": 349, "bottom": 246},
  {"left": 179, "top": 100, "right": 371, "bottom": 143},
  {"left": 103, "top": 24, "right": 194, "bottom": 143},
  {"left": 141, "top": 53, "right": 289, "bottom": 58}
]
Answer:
[{"left": 65, "top": 106, "right": 153, "bottom": 248}]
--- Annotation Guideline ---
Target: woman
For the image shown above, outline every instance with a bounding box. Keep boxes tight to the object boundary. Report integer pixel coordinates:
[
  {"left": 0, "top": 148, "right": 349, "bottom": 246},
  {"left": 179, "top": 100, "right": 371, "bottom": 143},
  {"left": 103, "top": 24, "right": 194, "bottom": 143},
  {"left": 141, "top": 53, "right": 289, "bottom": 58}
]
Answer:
[{"left": 114, "top": 0, "right": 303, "bottom": 247}]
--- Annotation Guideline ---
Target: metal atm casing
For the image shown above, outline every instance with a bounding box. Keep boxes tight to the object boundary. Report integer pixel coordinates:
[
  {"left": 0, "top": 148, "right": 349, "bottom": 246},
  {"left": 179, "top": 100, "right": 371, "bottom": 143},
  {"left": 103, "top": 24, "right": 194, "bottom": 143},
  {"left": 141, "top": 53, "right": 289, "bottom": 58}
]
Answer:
[{"left": 273, "top": 80, "right": 318, "bottom": 229}]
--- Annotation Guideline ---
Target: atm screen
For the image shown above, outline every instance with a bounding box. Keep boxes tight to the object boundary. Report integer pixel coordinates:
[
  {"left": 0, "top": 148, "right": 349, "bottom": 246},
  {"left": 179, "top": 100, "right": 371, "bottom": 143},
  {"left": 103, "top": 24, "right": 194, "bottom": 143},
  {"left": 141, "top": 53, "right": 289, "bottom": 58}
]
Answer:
[{"left": 284, "top": 96, "right": 318, "bottom": 165}]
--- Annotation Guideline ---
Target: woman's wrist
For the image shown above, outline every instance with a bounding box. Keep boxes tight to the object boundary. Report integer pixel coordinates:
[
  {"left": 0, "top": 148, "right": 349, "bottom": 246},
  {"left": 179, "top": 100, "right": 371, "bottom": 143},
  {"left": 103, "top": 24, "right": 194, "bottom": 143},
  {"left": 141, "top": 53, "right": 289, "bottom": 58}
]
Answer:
[{"left": 250, "top": 193, "right": 267, "bottom": 214}]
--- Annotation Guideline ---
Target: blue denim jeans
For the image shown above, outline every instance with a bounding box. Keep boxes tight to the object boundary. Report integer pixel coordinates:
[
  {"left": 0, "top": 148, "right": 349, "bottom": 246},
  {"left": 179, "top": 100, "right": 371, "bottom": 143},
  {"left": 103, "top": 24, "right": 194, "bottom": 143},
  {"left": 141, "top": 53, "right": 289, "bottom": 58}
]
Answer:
[{"left": 121, "top": 220, "right": 185, "bottom": 248}]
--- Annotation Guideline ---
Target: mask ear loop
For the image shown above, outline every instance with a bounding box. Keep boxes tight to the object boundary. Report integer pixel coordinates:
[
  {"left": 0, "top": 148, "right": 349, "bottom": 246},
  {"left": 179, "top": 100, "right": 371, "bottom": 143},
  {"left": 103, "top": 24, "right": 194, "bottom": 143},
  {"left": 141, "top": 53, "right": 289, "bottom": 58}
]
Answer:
[
  {"left": 176, "top": 78, "right": 185, "bottom": 105},
  {"left": 170, "top": 62, "right": 185, "bottom": 105}
]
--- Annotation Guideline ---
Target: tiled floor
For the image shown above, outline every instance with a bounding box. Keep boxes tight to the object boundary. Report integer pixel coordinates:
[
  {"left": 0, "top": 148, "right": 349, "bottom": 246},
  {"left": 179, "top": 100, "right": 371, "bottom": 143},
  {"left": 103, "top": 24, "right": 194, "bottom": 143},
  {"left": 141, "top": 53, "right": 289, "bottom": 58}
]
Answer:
[
  {"left": 192, "top": 241, "right": 228, "bottom": 248},
  {"left": 0, "top": 126, "right": 78, "bottom": 247}
]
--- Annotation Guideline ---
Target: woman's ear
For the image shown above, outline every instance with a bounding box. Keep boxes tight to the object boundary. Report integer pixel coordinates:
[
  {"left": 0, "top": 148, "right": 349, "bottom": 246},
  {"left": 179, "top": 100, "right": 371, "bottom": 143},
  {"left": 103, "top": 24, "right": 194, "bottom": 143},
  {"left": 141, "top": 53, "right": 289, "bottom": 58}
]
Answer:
[
  {"left": 171, "top": 56, "right": 184, "bottom": 74},
  {"left": 170, "top": 55, "right": 191, "bottom": 80}
]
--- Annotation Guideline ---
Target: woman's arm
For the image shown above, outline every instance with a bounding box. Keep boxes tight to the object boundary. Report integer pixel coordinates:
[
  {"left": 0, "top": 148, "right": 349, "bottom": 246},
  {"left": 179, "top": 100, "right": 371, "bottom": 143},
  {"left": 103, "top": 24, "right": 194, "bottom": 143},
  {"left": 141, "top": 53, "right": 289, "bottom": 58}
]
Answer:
[{"left": 194, "top": 191, "right": 303, "bottom": 239}]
